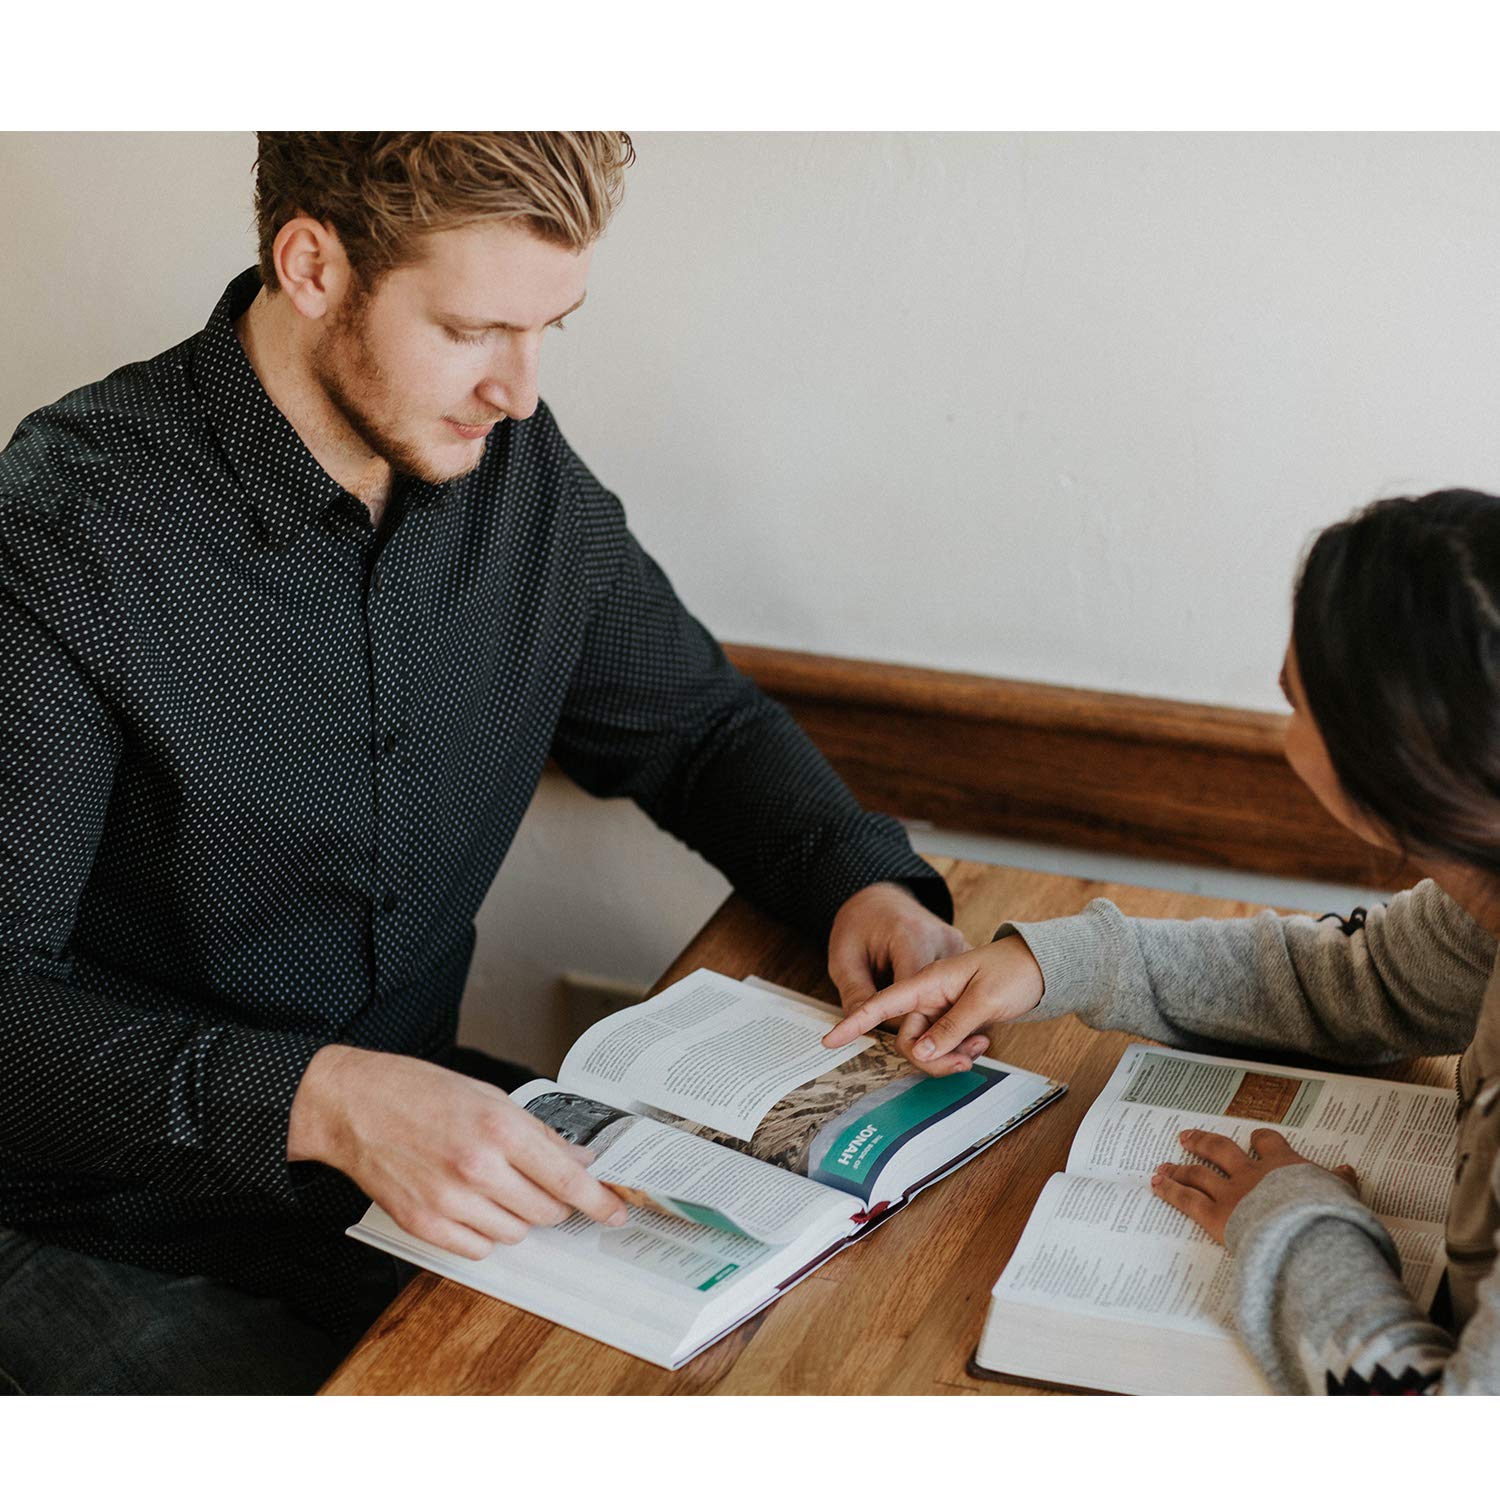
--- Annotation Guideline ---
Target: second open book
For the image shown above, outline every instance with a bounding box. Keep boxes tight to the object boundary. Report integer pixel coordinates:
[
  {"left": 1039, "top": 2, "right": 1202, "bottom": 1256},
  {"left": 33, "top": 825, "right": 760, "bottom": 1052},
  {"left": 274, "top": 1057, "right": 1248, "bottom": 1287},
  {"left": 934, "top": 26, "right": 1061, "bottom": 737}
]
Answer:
[{"left": 349, "top": 970, "right": 1064, "bottom": 1368}]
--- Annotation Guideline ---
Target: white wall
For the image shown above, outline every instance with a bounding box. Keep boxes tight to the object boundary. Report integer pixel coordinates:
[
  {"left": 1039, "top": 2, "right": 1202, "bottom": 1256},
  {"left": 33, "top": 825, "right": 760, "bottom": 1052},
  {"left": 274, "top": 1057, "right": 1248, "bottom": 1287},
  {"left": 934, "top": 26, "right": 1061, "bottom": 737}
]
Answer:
[
  {"left": 1, "top": 134, "right": 259, "bottom": 419},
  {"left": 542, "top": 133, "right": 1500, "bottom": 713},
  {"left": 4, "top": 132, "right": 1492, "bottom": 1069}
]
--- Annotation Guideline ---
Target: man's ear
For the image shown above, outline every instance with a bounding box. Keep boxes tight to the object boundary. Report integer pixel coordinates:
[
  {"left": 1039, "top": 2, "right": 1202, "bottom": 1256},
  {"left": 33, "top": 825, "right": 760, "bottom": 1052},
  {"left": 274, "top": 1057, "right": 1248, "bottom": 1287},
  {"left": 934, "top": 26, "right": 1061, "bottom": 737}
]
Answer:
[{"left": 269, "top": 216, "right": 352, "bottom": 323}]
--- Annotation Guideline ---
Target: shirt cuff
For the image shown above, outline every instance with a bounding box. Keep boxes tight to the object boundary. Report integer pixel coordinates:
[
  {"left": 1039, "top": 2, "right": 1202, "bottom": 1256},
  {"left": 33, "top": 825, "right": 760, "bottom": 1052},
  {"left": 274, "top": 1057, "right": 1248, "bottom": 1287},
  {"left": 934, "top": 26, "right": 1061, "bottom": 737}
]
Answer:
[
  {"left": 885, "top": 872, "right": 955, "bottom": 926},
  {"left": 798, "top": 822, "right": 953, "bottom": 937},
  {"left": 199, "top": 1025, "right": 330, "bottom": 1205}
]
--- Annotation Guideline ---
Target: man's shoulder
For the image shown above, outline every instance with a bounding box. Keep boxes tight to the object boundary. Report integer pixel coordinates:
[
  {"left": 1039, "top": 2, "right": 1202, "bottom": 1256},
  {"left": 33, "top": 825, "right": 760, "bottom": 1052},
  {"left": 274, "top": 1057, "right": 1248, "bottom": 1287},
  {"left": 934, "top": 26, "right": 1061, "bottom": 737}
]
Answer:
[
  {"left": 501, "top": 398, "right": 632, "bottom": 588},
  {"left": 506, "top": 397, "right": 623, "bottom": 526},
  {"left": 505, "top": 396, "right": 572, "bottom": 475},
  {"left": 0, "top": 332, "right": 203, "bottom": 530}
]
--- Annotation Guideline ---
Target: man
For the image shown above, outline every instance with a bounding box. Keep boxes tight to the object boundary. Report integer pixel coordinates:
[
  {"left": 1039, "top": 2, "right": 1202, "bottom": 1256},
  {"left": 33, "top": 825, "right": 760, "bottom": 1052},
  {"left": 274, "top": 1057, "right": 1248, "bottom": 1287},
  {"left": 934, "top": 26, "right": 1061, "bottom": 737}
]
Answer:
[{"left": 0, "top": 133, "right": 964, "bottom": 1394}]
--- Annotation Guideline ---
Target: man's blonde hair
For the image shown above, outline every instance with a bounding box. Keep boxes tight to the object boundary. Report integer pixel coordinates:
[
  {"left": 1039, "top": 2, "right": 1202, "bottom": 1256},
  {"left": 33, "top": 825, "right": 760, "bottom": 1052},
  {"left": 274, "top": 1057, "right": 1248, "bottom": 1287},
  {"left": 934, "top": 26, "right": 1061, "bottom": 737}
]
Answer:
[{"left": 253, "top": 132, "right": 634, "bottom": 292}]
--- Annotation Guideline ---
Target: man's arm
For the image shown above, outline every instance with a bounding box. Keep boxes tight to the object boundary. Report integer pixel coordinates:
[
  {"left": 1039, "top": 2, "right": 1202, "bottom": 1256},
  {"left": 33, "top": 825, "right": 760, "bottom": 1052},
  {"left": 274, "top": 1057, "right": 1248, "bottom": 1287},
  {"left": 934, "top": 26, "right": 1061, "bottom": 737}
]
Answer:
[
  {"left": 542, "top": 425, "right": 960, "bottom": 997},
  {"left": 0, "top": 577, "right": 326, "bottom": 1201},
  {"left": 549, "top": 524, "right": 950, "bottom": 935},
  {"left": 0, "top": 565, "right": 624, "bottom": 1252}
]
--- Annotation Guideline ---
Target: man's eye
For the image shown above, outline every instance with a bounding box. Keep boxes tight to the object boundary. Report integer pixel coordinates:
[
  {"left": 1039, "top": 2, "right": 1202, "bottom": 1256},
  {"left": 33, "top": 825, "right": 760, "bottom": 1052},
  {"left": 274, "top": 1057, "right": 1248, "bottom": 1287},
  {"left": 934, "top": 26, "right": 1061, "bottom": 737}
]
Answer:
[
  {"left": 444, "top": 327, "right": 489, "bottom": 346},
  {"left": 548, "top": 318, "right": 568, "bottom": 333}
]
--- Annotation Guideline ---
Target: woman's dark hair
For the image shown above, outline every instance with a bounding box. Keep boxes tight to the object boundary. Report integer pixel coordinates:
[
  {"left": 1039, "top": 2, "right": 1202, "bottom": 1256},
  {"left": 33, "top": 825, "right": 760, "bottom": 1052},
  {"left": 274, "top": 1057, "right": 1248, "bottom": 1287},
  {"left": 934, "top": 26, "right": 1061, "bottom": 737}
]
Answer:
[{"left": 1292, "top": 489, "right": 1500, "bottom": 878}]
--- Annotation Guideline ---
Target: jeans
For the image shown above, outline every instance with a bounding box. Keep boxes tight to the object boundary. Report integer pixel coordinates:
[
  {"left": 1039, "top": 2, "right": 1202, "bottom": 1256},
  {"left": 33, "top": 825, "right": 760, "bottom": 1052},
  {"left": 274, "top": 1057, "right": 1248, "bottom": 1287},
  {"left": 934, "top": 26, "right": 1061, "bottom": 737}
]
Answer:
[
  {"left": 0, "top": 1046, "right": 537, "bottom": 1394},
  {"left": 0, "top": 1227, "right": 411, "bottom": 1395},
  {"left": 0, "top": 1044, "right": 540, "bottom": 1392}
]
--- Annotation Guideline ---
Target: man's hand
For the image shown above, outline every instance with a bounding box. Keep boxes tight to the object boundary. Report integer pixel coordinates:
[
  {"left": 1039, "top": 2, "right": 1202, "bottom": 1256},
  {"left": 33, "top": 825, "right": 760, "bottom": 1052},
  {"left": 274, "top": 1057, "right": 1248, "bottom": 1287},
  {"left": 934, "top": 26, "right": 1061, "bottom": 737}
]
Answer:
[
  {"left": 823, "top": 933, "right": 1044, "bottom": 1075},
  {"left": 826, "top": 882, "right": 969, "bottom": 1061},
  {"left": 287, "top": 1045, "right": 628, "bottom": 1259},
  {"left": 1152, "top": 1127, "right": 1359, "bottom": 1244}
]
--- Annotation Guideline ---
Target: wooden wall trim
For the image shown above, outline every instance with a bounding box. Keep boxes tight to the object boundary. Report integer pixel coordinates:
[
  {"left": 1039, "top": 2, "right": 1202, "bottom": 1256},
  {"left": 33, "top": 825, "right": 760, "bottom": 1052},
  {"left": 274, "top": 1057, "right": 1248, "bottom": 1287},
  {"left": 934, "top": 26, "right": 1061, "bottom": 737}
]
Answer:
[{"left": 723, "top": 644, "right": 1405, "bottom": 890}]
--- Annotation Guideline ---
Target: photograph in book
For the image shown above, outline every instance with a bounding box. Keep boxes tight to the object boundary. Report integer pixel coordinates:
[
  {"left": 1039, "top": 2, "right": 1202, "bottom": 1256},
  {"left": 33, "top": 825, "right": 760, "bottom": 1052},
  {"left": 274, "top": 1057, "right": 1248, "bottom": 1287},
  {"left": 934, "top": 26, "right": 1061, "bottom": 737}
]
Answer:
[
  {"left": 525, "top": 1091, "right": 635, "bottom": 1151},
  {"left": 666, "top": 1032, "right": 1015, "bottom": 1197},
  {"left": 524, "top": 1089, "right": 767, "bottom": 1238}
]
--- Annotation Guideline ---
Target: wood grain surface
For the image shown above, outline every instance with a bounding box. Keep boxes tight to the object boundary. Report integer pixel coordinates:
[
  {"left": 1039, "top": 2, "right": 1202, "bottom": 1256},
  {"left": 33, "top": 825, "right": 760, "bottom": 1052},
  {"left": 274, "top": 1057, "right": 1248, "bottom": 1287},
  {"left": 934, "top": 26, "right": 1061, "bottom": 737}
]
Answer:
[
  {"left": 321, "top": 857, "right": 1447, "bottom": 1396},
  {"left": 723, "top": 644, "right": 1412, "bottom": 889}
]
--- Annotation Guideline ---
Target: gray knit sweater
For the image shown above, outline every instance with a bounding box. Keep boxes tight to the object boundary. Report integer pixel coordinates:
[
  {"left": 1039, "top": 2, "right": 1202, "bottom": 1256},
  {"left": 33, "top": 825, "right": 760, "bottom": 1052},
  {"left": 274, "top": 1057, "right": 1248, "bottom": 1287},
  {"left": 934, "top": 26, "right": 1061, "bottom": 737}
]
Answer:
[{"left": 1002, "top": 878, "right": 1500, "bottom": 1394}]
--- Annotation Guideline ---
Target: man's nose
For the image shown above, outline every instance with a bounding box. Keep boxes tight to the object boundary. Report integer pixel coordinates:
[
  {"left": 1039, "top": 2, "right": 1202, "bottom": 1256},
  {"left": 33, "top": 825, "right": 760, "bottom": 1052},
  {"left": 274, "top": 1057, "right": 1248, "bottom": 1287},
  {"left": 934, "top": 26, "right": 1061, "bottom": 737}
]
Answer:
[{"left": 477, "top": 338, "right": 541, "bottom": 422}]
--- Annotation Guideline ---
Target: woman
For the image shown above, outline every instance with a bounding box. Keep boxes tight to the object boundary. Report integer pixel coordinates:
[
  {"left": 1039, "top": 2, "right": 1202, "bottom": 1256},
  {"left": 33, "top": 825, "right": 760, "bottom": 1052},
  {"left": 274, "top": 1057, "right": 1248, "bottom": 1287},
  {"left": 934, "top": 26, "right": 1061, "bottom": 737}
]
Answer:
[{"left": 824, "top": 489, "right": 1500, "bottom": 1394}]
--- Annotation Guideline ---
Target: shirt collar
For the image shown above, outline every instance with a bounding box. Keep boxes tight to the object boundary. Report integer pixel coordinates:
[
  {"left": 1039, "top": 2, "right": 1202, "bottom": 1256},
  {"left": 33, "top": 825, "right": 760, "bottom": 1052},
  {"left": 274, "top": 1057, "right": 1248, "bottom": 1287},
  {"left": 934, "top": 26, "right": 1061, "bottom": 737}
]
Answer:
[{"left": 191, "top": 267, "right": 445, "bottom": 551}]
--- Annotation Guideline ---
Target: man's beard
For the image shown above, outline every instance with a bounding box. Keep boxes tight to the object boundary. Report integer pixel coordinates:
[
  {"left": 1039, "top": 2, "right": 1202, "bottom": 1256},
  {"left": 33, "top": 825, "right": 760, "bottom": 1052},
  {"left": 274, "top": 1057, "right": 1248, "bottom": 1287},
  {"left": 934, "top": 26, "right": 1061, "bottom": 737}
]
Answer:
[{"left": 312, "top": 295, "right": 484, "bottom": 487}]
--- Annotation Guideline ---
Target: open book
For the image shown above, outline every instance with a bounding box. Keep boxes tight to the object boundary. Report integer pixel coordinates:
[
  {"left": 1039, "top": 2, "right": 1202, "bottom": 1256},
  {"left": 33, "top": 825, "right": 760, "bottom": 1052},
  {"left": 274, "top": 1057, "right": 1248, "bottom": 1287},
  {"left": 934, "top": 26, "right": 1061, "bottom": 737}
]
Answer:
[
  {"left": 349, "top": 969, "right": 1064, "bottom": 1369},
  {"left": 973, "top": 1042, "right": 1454, "bottom": 1395}
]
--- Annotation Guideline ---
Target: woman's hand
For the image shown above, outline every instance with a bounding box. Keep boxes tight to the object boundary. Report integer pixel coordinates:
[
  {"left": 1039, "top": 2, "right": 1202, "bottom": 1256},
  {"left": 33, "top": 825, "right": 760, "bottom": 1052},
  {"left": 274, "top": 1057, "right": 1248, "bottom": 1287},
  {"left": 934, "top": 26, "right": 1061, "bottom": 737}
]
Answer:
[
  {"left": 1152, "top": 1126, "right": 1359, "bottom": 1244},
  {"left": 821, "top": 934, "right": 1045, "bottom": 1076}
]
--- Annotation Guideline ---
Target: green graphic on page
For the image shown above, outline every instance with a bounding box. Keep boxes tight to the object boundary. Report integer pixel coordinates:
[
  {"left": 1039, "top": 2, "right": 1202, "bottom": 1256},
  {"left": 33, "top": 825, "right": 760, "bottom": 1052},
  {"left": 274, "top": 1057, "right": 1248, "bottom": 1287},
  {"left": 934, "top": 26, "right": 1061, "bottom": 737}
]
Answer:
[{"left": 810, "top": 1068, "right": 996, "bottom": 1192}]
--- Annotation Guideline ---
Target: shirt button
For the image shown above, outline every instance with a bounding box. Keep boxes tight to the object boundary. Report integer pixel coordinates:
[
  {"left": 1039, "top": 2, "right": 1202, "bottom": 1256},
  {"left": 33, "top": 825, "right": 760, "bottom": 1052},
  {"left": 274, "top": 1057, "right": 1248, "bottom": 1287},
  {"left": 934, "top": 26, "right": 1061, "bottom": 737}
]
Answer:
[
  {"left": 382, "top": 891, "right": 398, "bottom": 914},
  {"left": 370, "top": 567, "right": 383, "bottom": 594},
  {"left": 382, "top": 731, "right": 398, "bottom": 755}
]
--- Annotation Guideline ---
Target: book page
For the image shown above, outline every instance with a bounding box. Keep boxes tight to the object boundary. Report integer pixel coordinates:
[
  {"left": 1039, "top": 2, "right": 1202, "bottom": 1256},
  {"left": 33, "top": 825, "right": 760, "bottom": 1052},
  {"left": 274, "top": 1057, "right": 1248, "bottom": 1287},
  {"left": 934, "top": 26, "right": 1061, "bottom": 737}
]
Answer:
[
  {"left": 350, "top": 1178, "right": 854, "bottom": 1370},
  {"left": 994, "top": 1173, "right": 1447, "bottom": 1338},
  {"left": 742, "top": 974, "right": 844, "bottom": 1019},
  {"left": 353, "top": 1079, "right": 841, "bottom": 1335},
  {"left": 354, "top": 1188, "right": 777, "bottom": 1319},
  {"left": 349, "top": 1080, "right": 863, "bottom": 1366},
  {"left": 558, "top": 969, "right": 873, "bottom": 1140},
  {"left": 513, "top": 1081, "right": 849, "bottom": 1244},
  {"left": 1067, "top": 1044, "right": 1457, "bottom": 1224}
]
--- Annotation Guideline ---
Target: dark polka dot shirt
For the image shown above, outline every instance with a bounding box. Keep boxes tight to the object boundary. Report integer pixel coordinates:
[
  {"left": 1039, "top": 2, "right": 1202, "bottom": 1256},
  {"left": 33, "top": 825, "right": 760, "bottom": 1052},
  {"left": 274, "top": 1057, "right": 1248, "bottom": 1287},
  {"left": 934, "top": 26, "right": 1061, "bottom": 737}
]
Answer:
[{"left": 0, "top": 267, "right": 950, "bottom": 1335}]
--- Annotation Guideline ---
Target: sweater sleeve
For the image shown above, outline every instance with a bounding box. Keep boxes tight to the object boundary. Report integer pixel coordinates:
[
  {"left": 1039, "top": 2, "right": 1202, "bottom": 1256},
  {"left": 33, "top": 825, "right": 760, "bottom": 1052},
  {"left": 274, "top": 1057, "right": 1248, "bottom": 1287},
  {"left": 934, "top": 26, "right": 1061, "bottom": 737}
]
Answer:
[
  {"left": 1224, "top": 1162, "right": 1500, "bottom": 1394},
  {"left": 997, "top": 880, "right": 1494, "bottom": 1062}
]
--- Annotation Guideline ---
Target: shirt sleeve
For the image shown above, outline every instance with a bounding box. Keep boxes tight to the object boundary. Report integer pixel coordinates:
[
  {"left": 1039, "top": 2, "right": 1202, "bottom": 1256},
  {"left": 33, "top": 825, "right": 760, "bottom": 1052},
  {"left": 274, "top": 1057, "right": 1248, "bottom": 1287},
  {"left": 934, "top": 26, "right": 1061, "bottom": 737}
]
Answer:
[
  {"left": 0, "top": 538, "right": 324, "bottom": 1206},
  {"left": 544, "top": 433, "right": 950, "bottom": 941},
  {"left": 1223, "top": 1162, "right": 1500, "bottom": 1394},
  {"left": 996, "top": 880, "right": 1494, "bottom": 1062}
]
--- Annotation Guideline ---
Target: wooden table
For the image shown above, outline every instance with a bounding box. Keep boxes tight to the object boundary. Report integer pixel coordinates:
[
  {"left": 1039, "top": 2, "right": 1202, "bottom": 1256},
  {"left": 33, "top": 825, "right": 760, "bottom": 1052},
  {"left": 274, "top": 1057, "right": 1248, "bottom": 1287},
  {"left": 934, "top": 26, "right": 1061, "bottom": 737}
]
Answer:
[{"left": 322, "top": 856, "right": 1449, "bottom": 1395}]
